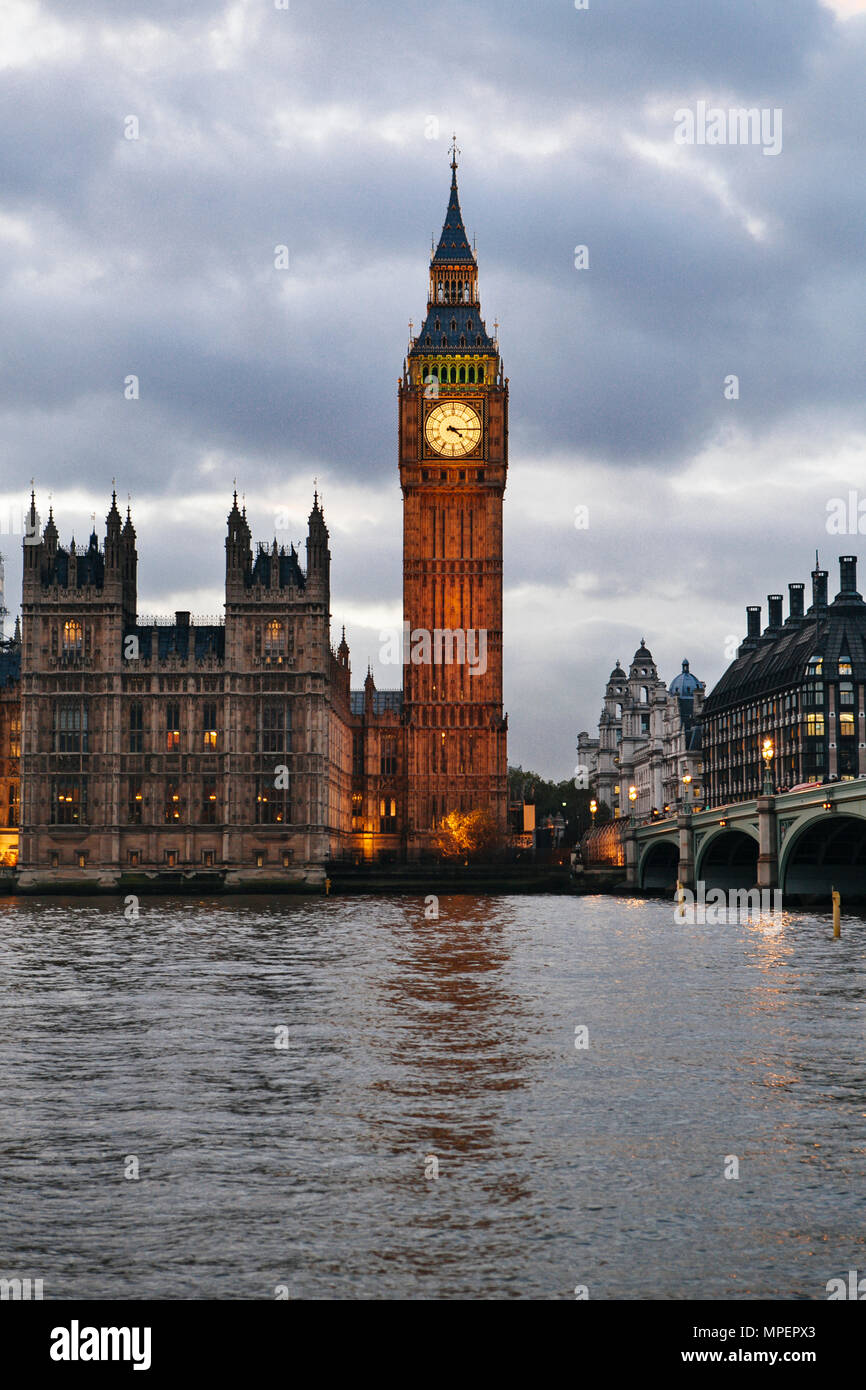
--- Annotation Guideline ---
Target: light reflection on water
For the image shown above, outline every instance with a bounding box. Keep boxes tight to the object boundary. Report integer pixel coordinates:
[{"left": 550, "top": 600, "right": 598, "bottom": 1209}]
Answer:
[{"left": 0, "top": 893, "right": 865, "bottom": 1299}]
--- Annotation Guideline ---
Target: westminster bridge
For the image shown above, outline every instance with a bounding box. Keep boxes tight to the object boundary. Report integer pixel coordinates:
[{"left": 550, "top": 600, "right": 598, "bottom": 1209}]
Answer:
[{"left": 625, "top": 779, "right": 866, "bottom": 898}]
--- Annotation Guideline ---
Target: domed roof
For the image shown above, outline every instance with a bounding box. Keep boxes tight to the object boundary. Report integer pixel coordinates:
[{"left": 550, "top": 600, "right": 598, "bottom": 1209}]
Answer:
[
  {"left": 608, "top": 660, "right": 626, "bottom": 681},
  {"left": 670, "top": 658, "right": 703, "bottom": 696},
  {"left": 632, "top": 638, "right": 654, "bottom": 664}
]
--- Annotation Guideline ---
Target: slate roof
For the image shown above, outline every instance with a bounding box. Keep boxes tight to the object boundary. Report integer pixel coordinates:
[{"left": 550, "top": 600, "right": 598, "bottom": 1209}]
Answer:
[
  {"left": 704, "top": 591, "right": 866, "bottom": 713},
  {"left": 0, "top": 643, "right": 20, "bottom": 688},
  {"left": 128, "top": 625, "right": 225, "bottom": 663},
  {"left": 413, "top": 302, "right": 496, "bottom": 354},
  {"left": 247, "top": 546, "right": 305, "bottom": 590},
  {"left": 432, "top": 169, "right": 475, "bottom": 264},
  {"left": 350, "top": 689, "right": 403, "bottom": 717},
  {"left": 42, "top": 538, "right": 105, "bottom": 589}
]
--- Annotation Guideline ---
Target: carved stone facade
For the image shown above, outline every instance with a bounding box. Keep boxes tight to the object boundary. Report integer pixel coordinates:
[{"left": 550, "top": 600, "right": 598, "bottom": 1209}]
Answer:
[
  {"left": 578, "top": 644, "right": 704, "bottom": 820},
  {"left": 15, "top": 490, "right": 351, "bottom": 890}
]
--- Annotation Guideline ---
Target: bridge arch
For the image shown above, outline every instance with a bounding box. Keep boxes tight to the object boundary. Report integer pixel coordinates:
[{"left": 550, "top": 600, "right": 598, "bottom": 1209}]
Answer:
[
  {"left": 639, "top": 837, "right": 679, "bottom": 890},
  {"left": 780, "top": 810, "right": 866, "bottom": 900},
  {"left": 696, "top": 826, "right": 759, "bottom": 891}
]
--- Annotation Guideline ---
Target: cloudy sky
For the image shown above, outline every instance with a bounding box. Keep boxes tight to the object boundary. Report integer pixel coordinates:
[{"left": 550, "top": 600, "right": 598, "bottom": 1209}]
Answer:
[{"left": 1, "top": 0, "right": 865, "bottom": 777}]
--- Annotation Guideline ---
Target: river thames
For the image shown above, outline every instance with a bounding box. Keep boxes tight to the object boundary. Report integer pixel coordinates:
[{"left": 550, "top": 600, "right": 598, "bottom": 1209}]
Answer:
[{"left": 1, "top": 893, "right": 864, "bottom": 1300}]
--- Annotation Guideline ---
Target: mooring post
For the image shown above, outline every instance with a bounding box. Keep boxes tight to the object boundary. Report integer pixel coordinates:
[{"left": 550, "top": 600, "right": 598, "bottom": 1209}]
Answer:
[{"left": 832, "top": 886, "right": 841, "bottom": 938}]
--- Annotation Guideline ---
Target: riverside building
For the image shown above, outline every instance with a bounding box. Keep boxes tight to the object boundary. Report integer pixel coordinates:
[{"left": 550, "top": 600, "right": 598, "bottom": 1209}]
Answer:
[{"left": 702, "top": 556, "right": 866, "bottom": 805}]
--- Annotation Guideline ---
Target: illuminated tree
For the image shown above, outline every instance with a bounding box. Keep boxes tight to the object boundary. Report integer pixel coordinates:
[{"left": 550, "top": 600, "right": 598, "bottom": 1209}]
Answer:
[{"left": 433, "top": 808, "right": 502, "bottom": 862}]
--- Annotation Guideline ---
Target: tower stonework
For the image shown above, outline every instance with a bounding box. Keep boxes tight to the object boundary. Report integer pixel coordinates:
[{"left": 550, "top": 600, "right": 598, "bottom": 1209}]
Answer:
[{"left": 398, "top": 149, "right": 508, "bottom": 852}]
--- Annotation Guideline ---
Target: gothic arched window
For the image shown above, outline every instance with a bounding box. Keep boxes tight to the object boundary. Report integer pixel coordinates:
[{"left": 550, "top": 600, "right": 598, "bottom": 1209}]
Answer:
[
  {"left": 62, "top": 620, "right": 83, "bottom": 655},
  {"left": 264, "top": 620, "right": 285, "bottom": 661}
]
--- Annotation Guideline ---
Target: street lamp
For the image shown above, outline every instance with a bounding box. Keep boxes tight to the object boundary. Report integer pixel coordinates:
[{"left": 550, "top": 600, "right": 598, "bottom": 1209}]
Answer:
[
  {"left": 589, "top": 798, "right": 597, "bottom": 826},
  {"left": 682, "top": 770, "right": 692, "bottom": 815},
  {"left": 628, "top": 785, "right": 637, "bottom": 820},
  {"left": 761, "top": 738, "right": 774, "bottom": 795}
]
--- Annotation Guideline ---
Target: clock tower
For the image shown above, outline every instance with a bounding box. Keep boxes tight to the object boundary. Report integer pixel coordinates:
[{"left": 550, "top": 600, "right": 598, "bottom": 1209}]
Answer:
[{"left": 399, "top": 142, "right": 508, "bottom": 852}]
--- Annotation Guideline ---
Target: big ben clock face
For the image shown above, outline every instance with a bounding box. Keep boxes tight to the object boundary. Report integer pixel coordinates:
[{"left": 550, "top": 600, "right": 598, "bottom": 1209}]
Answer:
[{"left": 424, "top": 401, "right": 482, "bottom": 458}]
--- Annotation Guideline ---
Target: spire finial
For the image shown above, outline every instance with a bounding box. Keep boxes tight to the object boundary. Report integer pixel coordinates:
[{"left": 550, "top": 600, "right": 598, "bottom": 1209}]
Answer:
[{"left": 450, "top": 133, "right": 459, "bottom": 180}]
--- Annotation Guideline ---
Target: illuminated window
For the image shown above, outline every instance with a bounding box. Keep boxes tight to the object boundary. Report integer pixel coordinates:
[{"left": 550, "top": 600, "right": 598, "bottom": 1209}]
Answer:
[
  {"left": 201, "top": 780, "right": 218, "bottom": 824},
  {"left": 52, "top": 778, "right": 87, "bottom": 825},
  {"left": 202, "top": 702, "right": 218, "bottom": 749},
  {"left": 806, "top": 654, "right": 823, "bottom": 677},
  {"left": 839, "top": 711, "right": 856, "bottom": 735},
  {"left": 62, "top": 619, "right": 83, "bottom": 655},
  {"left": 163, "top": 781, "right": 182, "bottom": 822},
  {"left": 256, "top": 777, "right": 290, "bottom": 824},
  {"left": 264, "top": 620, "right": 285, "bottom": 662},
  {"left": 127, "top": 781, "right": 143, "bottom": 824},
  {"left": 165, "top": 704, "right": 180, "bottom": 751},
  {"left": 839, "top": 656, "right": 853, "bottom": 676},
  {"left": 379, "top": 797, "right": 397, "bottom": 834},
  {"left": 805, "top": 713, "right": 825, "bottom": 738}
]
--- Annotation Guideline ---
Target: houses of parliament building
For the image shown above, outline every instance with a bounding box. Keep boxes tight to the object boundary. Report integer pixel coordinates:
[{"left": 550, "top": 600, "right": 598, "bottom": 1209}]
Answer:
[{"left": 0, "top": 152, "right": 510, "bottom": 889}]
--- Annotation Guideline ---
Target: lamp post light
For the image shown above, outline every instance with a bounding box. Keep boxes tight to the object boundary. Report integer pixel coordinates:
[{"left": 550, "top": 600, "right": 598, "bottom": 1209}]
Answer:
[
  {"left": 762, "top": 737, "right": 775, "bottom": 795},
  {"left": 682, "top": 770, "right": 692, "bottom": 815},
  {"left": 589, "top": 798, "right": 597, "bottom": 827},
  {"left": 628, "top": 785, "right": 637, "bottom": 820}
]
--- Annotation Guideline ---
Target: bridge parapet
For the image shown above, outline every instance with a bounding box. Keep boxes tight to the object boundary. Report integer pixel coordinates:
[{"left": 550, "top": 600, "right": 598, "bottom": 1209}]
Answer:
[{"left": 631, "top": 780, "right": 866, "bottom": 893}]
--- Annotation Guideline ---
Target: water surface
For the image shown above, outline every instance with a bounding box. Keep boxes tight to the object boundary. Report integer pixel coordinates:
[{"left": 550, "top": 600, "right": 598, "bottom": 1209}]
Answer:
[{"left": 1, "top": 893, "right": 864, "bottom": 1299}]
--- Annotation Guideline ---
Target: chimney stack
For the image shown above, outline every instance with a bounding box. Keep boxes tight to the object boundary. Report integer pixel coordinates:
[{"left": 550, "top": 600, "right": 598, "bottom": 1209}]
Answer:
[
  {"left": 767, "top": 594, "right": 783, "bottom": 630},
  {"left": 838, "top": 555, "right": 861, "bottom": 599},
  {"left": 746, "top": 605, "right": 761, "bottom": 640},
  {"left": 812, "top": 565, "right": 828, "bottom": 611},
  {"left": 788, "top": 582, "right": 804, "bottom": 621}
]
